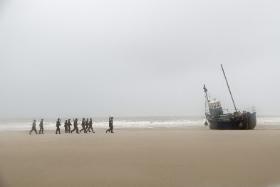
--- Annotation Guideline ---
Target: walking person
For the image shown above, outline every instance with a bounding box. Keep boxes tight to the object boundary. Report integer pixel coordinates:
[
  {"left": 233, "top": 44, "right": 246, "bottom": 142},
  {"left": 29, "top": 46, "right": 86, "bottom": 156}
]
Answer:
[
  {"left": 71, "top": 118, "right": 79, "bottom": 134},
  {"left": 87, "top": 118, "right": 95, "bottom": 133},
  {"left": 56, "top": 118, "right": 61, "bottom": 134},
  {"left": 67, "top": 119, "right": 72, "bottom": 133},
  {"left": 29, "top": 120, "right": 38, "bottom": 135},
  {"left": 85, "top": 118, "right": 89, "bottom": 131},
  {"left": 64, "top": 120, "right": 68, "bottom": 133},
  {"left": 80, "top": 118, "right": 87, "bottom": 133},
  {"left": 106, "top": 117, "right": 114, "bottom": 133},
  {"left": 39, "top": 119, "right": 44, "bottom": 134}
]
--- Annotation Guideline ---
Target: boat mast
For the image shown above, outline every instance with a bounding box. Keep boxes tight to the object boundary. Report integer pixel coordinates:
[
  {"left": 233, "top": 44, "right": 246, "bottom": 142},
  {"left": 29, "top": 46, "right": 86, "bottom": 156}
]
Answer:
[
  {"left": 203, "top": 84, "right": 209, "bottom": 113},
  {"left": 221, "top": 64, "right": 238, "bottom": 112},
  {"left": 203, "top": 84, "right": 209, "bottom": 102}
]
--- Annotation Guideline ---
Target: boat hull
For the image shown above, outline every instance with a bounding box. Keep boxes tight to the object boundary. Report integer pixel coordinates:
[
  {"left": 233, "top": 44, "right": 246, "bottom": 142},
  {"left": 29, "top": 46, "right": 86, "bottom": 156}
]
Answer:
[{"left": 206, "top": 112, "right": 256, "bottom": 130}]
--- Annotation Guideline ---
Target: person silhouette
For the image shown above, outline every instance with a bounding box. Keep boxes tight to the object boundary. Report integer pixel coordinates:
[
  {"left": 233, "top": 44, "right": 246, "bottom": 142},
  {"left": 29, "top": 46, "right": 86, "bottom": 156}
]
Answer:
[
  {"left": 85, "top": 118, "right": 89, "bottom": 131},
  {"left": 67, "top": 119, "right": 72, "bottom": 133},
  {"left": 87, "top": 118, "right": 95, "bottom": 133},
  {"left": 106, "top": 117, "right": 114, "bottom": 133},
  {"left": 56, "top": 118, "right": 61, "bottom": 134},
  {"left": 29, "top": 120, "right": 38, "bottom": 135},
  {"left": 64, "top": 120, "right": 68, "bottom": 133},
  {"left": 39, "top": 119, "right": 44, "bottom": 134},
  {"left": 80, "top": 118, "right": 87, "bottom": 133},
  {"left": 71, "top": 118, "right": 79, "bottom": 134}
]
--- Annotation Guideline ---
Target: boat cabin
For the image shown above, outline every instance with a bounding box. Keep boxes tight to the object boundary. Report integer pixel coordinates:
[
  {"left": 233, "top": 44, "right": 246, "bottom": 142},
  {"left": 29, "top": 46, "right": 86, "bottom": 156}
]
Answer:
[{"left": 208, "top": 100, "right": 223, "bottom": 117}]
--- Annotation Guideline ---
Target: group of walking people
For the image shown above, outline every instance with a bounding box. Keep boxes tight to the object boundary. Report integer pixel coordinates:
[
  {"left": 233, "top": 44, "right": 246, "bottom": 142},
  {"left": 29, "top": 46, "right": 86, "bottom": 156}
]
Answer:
[
  {"left": 29, "top": 117, "right": 114, "bottom": 135},
  {"left": 55, "top": 118, "right": 95, "bottom": 134},
  {"left": 29, "top": 119, "right": 45, "bottom": 135}
]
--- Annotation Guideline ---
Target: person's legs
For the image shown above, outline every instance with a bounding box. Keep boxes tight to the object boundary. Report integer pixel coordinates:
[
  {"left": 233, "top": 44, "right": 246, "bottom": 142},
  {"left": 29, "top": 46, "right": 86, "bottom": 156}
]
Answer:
[{"left": 30, "top": 127, "right": 36, "bottom": 135}]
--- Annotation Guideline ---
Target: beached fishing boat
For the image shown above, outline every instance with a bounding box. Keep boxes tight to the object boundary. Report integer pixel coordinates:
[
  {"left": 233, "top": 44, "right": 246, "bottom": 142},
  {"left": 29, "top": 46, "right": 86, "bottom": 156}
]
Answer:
[{"left": 203, "top": 65, "right": 256, "bottom": 130}]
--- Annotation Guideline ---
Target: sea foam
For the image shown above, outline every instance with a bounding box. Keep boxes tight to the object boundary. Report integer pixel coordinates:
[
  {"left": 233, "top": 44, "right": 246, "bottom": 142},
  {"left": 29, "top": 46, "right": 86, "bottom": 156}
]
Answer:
[{"left": 0, "top": 116, "right": 279, "bottom": 131}]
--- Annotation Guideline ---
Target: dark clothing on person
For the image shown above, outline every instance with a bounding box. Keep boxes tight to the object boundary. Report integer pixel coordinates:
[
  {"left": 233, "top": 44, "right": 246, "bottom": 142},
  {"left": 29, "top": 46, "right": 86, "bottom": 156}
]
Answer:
[
  {"left": 85, "top": 119, "right": 89, "bottom": 131},
  {"left": 71, "top": 119, "right": 79, "bottom": 134},
  {"left": 56, "top": 119, "right": 61, "bottom": 134},
  {"left": 87, "top": 118, "right": 95, "bottom": 133},
  {"left": 64, "top": 120, "right": 68, "bottom": 133},
  {"left": 80, "top": 118, "right": 87, "bottom": 133},
  {"left": 39, "top": 120, "right": 44, "bottom": 134},
  {"left": 106, "top": 117, "right": 114, "bottom": 133},
  {"left": 67, "top": 119, "right": 72, "bottom": 133},
  {"left": 29, "top": 121, "right": 37, "bottom": 135}
]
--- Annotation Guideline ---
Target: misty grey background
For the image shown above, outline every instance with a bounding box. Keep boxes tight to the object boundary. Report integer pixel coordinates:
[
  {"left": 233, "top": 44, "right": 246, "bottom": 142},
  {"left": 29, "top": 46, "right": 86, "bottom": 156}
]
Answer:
[{"left": 0, "top": 0, "right": 279, "bottom": 118}]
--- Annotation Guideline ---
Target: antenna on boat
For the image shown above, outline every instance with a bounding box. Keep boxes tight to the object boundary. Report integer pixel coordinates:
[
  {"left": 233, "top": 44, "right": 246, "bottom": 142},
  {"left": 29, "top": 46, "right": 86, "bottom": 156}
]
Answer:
[{"left": 221, "top": 64, "right": 238, "bottom": 112}]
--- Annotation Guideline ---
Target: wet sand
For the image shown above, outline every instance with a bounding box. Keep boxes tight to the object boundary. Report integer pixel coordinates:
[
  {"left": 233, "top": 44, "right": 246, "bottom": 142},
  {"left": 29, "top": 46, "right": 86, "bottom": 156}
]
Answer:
[{"left": 0, "top": 127, "right": 280, "bottom": 187}]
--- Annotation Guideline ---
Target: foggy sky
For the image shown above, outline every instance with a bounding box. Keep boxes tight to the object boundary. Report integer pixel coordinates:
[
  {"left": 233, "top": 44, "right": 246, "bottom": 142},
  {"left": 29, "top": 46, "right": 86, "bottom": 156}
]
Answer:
[{"left": 0, "top": 0, "right": 279, "bottom": 118}]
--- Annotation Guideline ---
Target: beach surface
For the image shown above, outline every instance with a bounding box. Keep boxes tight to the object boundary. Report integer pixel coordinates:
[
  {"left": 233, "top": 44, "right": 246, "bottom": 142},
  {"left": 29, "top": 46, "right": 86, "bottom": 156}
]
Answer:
[{"left": 0, "top": 127, "right": 280, "bottom": 187}]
